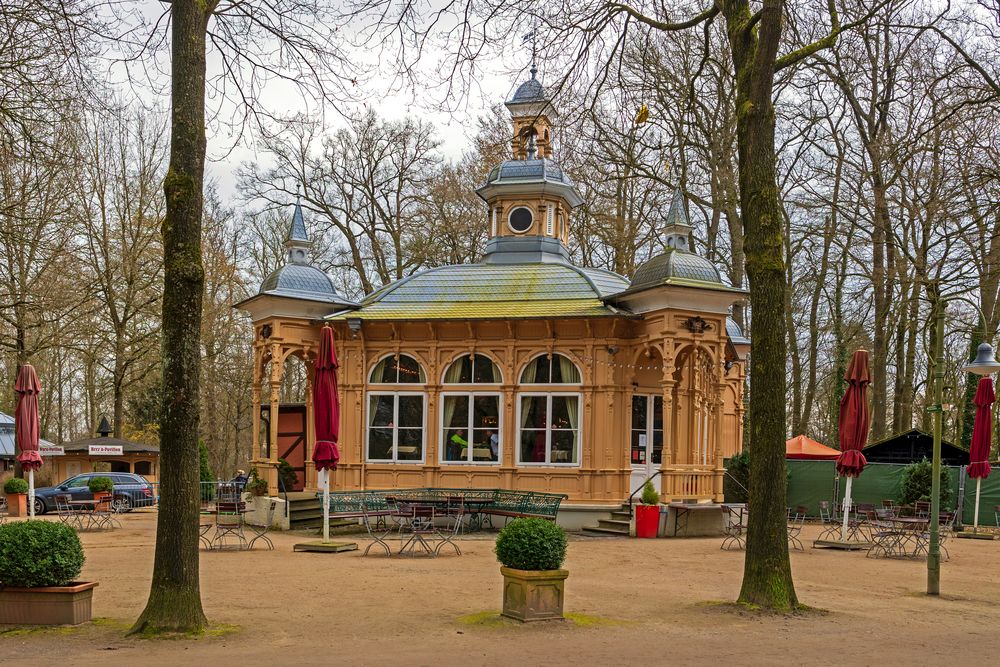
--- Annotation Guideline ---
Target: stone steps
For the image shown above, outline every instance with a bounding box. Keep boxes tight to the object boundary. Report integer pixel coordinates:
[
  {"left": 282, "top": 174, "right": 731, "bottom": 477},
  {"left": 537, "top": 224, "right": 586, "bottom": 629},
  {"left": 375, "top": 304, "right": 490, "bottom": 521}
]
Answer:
[{"left": 581, "top": 505, "right": 631, "bottom": 537}]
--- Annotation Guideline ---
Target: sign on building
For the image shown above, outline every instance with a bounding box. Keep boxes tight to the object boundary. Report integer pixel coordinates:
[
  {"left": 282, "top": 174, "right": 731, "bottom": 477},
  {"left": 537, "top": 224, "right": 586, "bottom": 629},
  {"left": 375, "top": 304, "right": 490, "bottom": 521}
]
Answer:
[
  {"left": 88, "top": 444, "right": 124, "bottom": 456},
  {"left": 39, "top": 444, "right": 64, "bottom": 456}
]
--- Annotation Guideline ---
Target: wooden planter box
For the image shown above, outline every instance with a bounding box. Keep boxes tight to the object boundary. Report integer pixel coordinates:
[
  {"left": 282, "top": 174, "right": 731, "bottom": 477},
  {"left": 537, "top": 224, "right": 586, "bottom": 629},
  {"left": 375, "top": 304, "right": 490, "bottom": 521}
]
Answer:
[
  {"left": 5, "top": 493, "right": 27, "bottom": 517},
  {"left": 0, "top": 582, "right": 98, "bottom": 625},
  {"left": 500, "top": 566, "right": 568, "bottom": 622}
]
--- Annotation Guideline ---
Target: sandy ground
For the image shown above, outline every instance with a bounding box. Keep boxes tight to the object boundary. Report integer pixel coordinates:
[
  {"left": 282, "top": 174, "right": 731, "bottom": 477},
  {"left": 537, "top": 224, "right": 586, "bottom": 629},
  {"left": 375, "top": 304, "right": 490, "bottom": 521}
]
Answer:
[{"left": 3, "top": 511, "right": 999, "bottom": 666}]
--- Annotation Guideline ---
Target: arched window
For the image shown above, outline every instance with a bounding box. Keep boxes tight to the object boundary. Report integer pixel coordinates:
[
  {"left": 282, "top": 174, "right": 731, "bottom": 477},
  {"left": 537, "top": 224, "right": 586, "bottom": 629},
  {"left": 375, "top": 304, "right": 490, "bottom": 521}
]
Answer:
[
  {"left": 442, "top": 354, "right": 501, "bottom": 384},
  {"left": 369, "top": 354, "right": 426, "bottom": 383},
  {"left": 519, "top": 354, "right": 581, "bottom": 384},
  {"left": 441, "top": 354, "right": 502, "bottom": 465}
]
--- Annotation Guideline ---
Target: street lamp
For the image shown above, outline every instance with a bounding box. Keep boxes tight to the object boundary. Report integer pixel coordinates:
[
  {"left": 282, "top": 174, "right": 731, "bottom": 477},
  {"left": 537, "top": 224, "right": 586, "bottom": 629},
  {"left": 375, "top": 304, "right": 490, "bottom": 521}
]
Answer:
[{"left": 928, "top": 296, "right": 1000, "bottom": 595}]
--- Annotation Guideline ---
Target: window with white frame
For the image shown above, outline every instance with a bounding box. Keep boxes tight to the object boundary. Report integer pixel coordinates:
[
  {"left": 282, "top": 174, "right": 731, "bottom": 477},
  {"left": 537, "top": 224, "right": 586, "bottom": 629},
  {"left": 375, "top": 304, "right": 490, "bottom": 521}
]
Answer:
[
  {"left": 441, "top": 393, "right": 501, "bottom": 463},
  {"left": 442, "top": 353, "right": 502, "bottom": 384},
  {"left": 519, "top": 353, "right": 581, "bottom": 384},
  {"left": 367, "top": 392, "right": 425, "bottom": 462},
  {"left": 517, "top": 393, "right": 581, "bottom": 465},
  {"left": 441, "top": 354, "right": 502, "bottom": 463},
  {"left": 369, "top": 354, "right": 426, "bottom": 383}
]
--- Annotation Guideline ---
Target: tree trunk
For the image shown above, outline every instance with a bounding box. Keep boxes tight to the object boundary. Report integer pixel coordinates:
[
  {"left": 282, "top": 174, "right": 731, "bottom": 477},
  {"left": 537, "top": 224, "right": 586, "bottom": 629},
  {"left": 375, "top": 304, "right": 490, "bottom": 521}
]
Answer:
[
  {"left": 131, "top": 0, "right": 210, "bottom": 634},
  {"left": 725, "top": 0, "right": 798, "bottom": 611}
]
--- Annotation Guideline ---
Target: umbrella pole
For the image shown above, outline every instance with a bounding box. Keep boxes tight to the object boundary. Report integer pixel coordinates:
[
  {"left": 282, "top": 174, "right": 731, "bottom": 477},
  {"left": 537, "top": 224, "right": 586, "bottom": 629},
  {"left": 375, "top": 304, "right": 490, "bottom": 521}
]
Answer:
[
  {"left": 322, "top": 469, "right": 330, "bottom": 543},
  {"left": 840, "top": 476, "right": 853, "bottom": 541},
  {"left": 28, "top": 468, "right": 35, "bottom": 518},
  {"left": 973, "top": 478, "right": 982, "bottom": 533}
]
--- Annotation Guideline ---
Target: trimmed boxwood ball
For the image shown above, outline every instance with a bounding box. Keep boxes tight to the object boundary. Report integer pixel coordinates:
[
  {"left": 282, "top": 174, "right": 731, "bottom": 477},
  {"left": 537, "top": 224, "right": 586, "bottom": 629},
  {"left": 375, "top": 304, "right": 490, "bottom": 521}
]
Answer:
[
  {"left": 495, "top": 518, "right": 567, "bottom": 571},
  {"left": 88, "top": 476, "right": 114, "bottom": 494},
  {"left": 3, "top": 477, "right": 28, "bottom": 494},
  {"left": 0, "top": 520, "right": 85, "bottom": 587}
]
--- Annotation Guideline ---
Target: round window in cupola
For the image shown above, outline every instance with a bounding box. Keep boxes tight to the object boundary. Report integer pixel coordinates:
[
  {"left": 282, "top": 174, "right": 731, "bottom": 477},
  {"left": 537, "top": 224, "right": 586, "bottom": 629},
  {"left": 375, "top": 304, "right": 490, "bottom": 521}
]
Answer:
[{"left": 508, "top": 206, "right": 534, "bottom": 233}]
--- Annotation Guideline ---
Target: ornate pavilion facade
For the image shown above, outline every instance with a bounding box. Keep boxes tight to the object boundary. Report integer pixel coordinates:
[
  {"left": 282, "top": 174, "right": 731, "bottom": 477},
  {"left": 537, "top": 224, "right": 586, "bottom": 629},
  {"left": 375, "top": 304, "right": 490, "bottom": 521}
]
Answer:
[{"left": 236, "top": 71, "right": 749, "bottom": 514}]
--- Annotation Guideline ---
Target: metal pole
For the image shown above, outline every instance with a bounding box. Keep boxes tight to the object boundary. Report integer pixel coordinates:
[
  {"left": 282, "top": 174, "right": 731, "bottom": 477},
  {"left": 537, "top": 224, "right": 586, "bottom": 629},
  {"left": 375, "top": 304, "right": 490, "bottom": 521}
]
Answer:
[
  {"left": 322, "top": 469, "right": 330, "bottom": 543},
  {"left": 840, "top": 476, "right": 853, "bottom": 541},
  {"left": 28, "top": 468, "right": 35, "bottom": 518},
  {"left": 973, "top": 478, "right": 982, "bottom": 533},
  {"left": 928, "top": 299, "right": 945, "bottom": 596}
]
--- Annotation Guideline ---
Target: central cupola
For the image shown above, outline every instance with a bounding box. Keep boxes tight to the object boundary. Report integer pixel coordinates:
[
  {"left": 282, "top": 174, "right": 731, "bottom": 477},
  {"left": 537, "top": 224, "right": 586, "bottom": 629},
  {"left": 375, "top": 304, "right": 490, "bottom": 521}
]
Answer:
[{"left": 476, "top": 67, "right": 583, "bottom": 254}]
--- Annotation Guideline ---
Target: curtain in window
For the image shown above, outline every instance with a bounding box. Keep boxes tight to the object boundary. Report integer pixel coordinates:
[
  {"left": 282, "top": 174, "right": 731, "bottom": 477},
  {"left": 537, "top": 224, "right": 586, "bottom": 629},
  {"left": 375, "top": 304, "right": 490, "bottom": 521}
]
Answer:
[
  {"left": 565, "top": 395, "right": 579, "bottom": 432},
  {"left": 520, "top": 358, "right": 538, "bottom": 383},
  {"left": 491, "top": 360, "right": 502, "bottom": 382},
  {"left": 558, "top": 355, "right": 580, "bottom": 383},
  {"left": 444, "top": 359, "right": 465, "bottom": 383}
]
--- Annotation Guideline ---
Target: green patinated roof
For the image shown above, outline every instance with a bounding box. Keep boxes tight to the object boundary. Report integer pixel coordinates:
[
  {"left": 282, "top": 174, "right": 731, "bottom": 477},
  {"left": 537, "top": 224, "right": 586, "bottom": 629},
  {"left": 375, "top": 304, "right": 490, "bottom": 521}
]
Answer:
[{"left": 328, "top": 263, "right": 630, "bottom": 321}]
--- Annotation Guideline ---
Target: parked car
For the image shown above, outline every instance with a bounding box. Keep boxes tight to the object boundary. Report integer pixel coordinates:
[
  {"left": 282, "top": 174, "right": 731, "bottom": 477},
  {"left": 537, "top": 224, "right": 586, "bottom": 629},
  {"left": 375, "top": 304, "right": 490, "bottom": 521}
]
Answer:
[{"left": 31, "top": 472, "right": 155, "bottom": 515}]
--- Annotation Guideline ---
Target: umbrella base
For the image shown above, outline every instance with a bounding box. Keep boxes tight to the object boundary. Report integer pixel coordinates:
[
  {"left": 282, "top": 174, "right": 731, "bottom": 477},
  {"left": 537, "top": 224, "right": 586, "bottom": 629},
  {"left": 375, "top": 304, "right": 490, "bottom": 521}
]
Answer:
[
  {"left": 955, "top": 532, "right": 996, "bottom": 540},
  {"left": 813, "top": 539, "right": 871, "bottom": 550},
  {"left": 293, "top": 540, "right": 359, "bottom": 553}
]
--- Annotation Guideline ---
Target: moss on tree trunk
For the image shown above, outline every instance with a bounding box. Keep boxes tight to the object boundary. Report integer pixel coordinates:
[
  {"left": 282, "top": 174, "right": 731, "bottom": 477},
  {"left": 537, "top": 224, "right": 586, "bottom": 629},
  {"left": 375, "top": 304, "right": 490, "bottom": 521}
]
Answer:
[
  {"left": 722, "top": 0, "right": 798, "bottom": 611},
  {"left": 130, "top": 0, "right": 211, "bottom": 635}
]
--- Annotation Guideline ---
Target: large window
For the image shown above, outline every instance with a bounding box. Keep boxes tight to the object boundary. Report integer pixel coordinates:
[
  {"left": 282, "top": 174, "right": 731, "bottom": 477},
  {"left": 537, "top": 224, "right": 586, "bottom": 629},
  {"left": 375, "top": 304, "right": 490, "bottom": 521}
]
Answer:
[
  {"left": 517, "top": 393, "right": 581, "bottom": 465},
  {"left": 370, "top": 354, "right": 426, "bottom": 383},
  {"left": 442, "top": 354, "right": 501, "bottom": 384},
  {"left": 441, "top": 393, "right": 501, "bottom": 463},
  {"left": 367, "top": 392, "right": 425, "bottom": 462},
  {"left": 520, "top": 353, "right": 581, "bottom": 384}
]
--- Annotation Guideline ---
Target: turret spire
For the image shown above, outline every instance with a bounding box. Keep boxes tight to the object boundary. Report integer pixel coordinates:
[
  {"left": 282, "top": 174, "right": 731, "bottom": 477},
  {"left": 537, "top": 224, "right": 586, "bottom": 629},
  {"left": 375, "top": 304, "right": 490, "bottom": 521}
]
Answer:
[
  {"left": 663, "top": 188, "right": 693, "bottom": 252},
  {"left": 285, "top": 196, "right": 312, "bottom": 265}
]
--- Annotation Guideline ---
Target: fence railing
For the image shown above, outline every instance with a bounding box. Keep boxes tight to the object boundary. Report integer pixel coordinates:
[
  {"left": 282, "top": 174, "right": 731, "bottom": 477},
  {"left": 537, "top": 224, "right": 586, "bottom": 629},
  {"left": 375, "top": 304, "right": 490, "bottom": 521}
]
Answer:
[{"left": 660, "top": 465, "right": 722, "bottom": 502}]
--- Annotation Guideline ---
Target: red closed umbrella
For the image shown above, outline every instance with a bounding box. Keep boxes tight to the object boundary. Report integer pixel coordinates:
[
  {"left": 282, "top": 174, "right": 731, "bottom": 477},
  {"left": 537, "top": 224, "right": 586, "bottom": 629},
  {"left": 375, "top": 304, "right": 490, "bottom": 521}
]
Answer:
[
  {"left": 968, "top": 377, "right": 993, "bottom": 531},
  {"left": 313, "top": 326, "right": 340, "bottom": 542},
  {"left": 837, "top": 350, "right": 871, "bottom": 540},
  {"left": 14, "top": 363, "right": 42, "bottom": 518}
]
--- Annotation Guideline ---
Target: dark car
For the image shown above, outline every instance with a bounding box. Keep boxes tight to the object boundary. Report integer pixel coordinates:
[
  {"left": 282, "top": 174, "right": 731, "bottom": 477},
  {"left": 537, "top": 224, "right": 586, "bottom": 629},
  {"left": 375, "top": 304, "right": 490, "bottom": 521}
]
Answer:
[{"left": 32, "top": 472, "right": 156, "bottom": 515}]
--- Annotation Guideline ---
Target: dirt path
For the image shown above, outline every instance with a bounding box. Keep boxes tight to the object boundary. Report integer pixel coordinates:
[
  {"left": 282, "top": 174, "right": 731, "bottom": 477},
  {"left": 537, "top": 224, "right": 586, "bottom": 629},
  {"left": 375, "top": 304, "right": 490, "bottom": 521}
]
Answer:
[{"left": 4, "top": 513, "right": 998, "bottom": 666}]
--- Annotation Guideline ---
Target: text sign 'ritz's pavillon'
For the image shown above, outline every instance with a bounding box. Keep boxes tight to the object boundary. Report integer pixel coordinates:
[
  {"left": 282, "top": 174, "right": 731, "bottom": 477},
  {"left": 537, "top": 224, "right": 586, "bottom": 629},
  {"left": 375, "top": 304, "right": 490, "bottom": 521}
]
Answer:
[{"left": 235, "top": 69, "right": 750, "bottom": 518}]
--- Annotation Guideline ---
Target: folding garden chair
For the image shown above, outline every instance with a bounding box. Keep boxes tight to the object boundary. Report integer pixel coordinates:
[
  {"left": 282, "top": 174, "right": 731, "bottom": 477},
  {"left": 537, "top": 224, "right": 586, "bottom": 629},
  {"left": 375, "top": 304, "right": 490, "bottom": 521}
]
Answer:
[
  {"left": 721, "top": 505, "right": 746, "bottom": 551},
  {"left": 55, "top": 494, "right": 84, "bottom": 530},
  {"left": 248, "top": 500, "right": 277, "bottom": 550}
]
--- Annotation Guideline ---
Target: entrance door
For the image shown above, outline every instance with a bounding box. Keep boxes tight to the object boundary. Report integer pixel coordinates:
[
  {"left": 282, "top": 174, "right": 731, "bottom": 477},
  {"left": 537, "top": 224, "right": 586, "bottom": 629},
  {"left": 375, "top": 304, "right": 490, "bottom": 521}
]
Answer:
[
  {"left": 630, "top": 395, "right": 664, "bottom": 495},
  {"left": 276, "top": 405, "right": 307, "bottom": 492}
]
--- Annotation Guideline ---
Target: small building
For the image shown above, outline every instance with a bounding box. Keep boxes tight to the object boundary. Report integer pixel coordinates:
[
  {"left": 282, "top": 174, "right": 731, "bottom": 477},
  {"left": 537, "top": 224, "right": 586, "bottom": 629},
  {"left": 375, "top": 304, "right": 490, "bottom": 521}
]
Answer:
[
  {"left": 236, "top": 68, "right": 750, "bottom": 519},
  {"left": 49, "top": 417, "right": 160, "bottom": 482},
  {"left": 863, "top": 428, "right": 969, "bottom": 467},
  {"left": 0, "top": 411, "right": 60, "bottom": 472}
]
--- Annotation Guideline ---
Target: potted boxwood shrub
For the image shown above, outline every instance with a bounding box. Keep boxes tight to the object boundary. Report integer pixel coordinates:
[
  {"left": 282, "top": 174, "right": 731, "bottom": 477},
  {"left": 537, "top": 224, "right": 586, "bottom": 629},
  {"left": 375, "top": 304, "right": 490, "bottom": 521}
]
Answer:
[
  {"left": 495, "top": 518, "right": 568, "bottom": 622},
  {"left": 3, "top": 477, "right": 29, "bottom": 517},
  {"left": 246, "top": 470, "right": 268, "bottom": 497},
  {"left": 635, "top": 480, "right": 661, "bottom": 538},
  {"left": 0, "top": 520, "right": 96, "bottom": 625},
  {"left": 87, "top": 476, "right": 114, "bottom": 504}
]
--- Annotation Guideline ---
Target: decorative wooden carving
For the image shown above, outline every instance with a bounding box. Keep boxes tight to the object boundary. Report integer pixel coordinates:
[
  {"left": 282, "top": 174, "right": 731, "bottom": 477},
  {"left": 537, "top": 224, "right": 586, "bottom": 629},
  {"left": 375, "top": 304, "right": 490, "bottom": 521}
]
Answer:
[{"left": 681, "top": 316, "right": 713, "bottom": 334}]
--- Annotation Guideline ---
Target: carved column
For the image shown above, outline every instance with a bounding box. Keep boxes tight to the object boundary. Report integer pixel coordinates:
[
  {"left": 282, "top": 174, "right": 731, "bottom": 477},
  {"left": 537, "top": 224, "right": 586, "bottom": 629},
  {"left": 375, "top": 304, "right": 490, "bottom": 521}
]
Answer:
[
  {"left": 266, "top": 344, "right": 283, "bottom": 495},
  {"left": 304, "top": 363, "right": 317, "bottom": 491}
]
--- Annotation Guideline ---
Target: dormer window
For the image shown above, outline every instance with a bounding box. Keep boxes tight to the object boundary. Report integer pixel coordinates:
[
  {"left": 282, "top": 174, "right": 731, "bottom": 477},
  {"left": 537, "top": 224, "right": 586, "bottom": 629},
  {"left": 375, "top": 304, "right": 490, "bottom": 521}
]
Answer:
[{"left": 508, "top": 207, "right": 534, "bottom": 233}]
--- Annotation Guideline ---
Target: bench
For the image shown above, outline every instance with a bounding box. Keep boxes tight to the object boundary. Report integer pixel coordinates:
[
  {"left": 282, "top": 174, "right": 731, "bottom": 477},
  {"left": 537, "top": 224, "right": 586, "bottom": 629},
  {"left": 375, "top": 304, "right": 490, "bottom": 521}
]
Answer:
[{"left": 319, "top": 488, "right": 566, "bottom": 531}]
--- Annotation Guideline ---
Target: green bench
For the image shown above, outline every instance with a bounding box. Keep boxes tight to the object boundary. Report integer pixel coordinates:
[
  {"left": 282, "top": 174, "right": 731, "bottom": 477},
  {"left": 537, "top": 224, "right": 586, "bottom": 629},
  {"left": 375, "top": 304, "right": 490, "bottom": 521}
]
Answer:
[{"left": 320, "top": 487, "right": 566, "bottom": 525}]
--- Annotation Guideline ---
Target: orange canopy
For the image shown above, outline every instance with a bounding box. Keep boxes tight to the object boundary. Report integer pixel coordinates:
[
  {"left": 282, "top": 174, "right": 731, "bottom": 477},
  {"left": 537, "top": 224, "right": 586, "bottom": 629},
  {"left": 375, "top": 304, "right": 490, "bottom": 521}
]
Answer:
[{"left": 786, "top": 435, "right": 839, "bottom": 460}]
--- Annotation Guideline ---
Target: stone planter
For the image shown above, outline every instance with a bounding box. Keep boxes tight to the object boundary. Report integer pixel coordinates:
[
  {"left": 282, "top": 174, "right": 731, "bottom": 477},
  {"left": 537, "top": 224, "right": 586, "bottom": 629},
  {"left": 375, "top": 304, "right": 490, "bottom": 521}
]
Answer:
[
  {"left": 0, "top": 582, "right": 98, "bottom": 625},
  {"left": 6, "top": 493, "right": 27, "bottom": 517},
  {"left": 500, "top": 566, "right": 568, "bottom": 622}
]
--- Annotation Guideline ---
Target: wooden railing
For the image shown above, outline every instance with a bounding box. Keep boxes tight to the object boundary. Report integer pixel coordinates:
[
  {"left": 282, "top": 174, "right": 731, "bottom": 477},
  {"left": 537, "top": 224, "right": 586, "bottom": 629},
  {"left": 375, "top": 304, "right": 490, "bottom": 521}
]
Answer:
[{"left": 659, "top": 465, "right": 723, "bottom": 502}]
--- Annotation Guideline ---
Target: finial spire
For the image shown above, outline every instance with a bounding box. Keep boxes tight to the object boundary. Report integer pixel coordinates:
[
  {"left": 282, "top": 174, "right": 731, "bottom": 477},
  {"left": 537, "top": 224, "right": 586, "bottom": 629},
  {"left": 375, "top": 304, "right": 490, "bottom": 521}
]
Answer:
[
  {"left": 286, "top": 197, "right": 312, "bottom": 264},
  {"left": 523, "top": 29, "right": 538, "bottom": 79},
  {"left": 663, "top": 188, "right": 693, "bottom": 252}
]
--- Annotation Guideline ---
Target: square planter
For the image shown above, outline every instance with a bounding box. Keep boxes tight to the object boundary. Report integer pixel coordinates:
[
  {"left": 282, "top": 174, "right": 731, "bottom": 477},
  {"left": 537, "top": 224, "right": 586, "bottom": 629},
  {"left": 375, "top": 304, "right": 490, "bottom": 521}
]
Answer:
[
  {"left": 500, "top": 566, "right": 568, "bottom": 622},
  {"left": 0, "top": 581, "right": 98, "bottom": 625},
  {"left": 5, "top": 493, "right": 27, "bottom": 517}
]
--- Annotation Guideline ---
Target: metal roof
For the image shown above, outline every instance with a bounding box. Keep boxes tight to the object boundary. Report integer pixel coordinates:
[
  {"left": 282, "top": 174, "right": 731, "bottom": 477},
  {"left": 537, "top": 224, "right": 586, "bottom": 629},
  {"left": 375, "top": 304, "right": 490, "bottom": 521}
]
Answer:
[
  {"left": 630, "top": 249, "right": 724, "bottom": 287},
  {"left": 0, "top": 411, "right": 58, "bottom": 457},
  {"left": 259, "top": 264, "right": 350, "bottom": 303},
  {"left": 508, "top": 76, "right": 547, "bottom": 104},
  {"left": 329, "top": 263, "right": 630, "bottom": 321},
  {"left": 726, "top": 317, "right": 750, "bottom": 345},
  {"left": 484, "top": 159, "right": 574, "bottom": 188},
  {"left": 288, "top": 200, "right": 309, "bottom": 242}
]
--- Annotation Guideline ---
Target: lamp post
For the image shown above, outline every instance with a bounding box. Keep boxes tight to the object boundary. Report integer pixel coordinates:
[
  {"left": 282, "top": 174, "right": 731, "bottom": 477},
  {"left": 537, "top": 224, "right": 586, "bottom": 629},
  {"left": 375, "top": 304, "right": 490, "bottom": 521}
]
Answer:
[{"left": 927, "top": 296, "right": 1000, "bottom": 595}]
